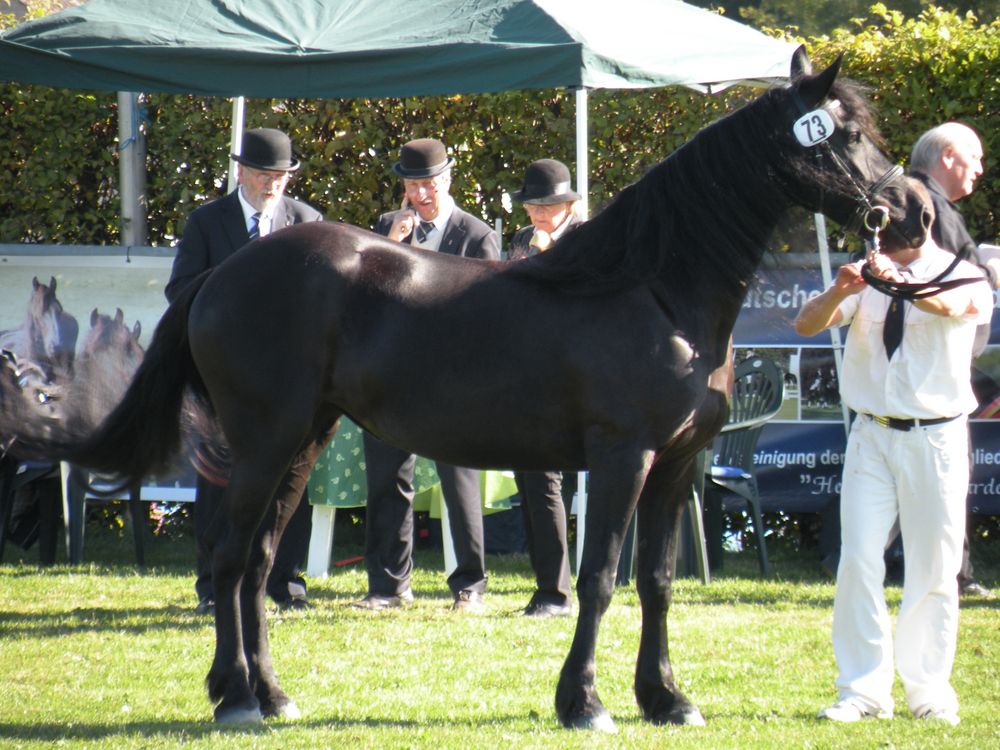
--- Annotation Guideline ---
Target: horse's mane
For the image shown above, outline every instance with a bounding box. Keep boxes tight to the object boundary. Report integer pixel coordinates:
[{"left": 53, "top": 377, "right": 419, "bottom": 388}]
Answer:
[{"left": 506, "top": 78, "right": 878, "bottom": 298}]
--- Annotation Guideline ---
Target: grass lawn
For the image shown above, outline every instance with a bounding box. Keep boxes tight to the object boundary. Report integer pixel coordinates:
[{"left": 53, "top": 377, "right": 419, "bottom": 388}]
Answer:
[{"left": 1, "top": 515, "right": 998, "bottom": 749}]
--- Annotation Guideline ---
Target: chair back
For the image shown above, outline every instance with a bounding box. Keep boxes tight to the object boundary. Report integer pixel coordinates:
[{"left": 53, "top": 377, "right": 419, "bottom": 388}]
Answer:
[{"left": 715, "top": 356, "right": 784, "bottom": 471}]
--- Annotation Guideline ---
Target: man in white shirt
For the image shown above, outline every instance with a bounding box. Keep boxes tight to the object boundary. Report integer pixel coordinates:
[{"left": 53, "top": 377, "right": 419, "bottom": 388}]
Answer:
[{"left": 796, "top": 223, "right": 993, "bottom": 727}]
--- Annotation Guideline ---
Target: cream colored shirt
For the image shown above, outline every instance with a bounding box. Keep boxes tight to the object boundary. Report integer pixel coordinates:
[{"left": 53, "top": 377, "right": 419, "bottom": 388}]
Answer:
[{"left": 837, "top": 246, "right": 994, "bottom": 419}]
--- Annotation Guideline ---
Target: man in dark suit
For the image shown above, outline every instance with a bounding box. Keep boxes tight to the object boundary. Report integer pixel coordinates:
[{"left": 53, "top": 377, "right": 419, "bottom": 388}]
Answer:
[
  {"left": 166, "top": 127, "right": 323, "bottom": 613},
  {"left": 507, "top": 158, "right": 582, "bottom": 616},
  {"left": 354, "top": 137, "right": 500, "bottom": 613},
  {"left": 911, "top": 122, "right": 994, "bottom": 599}
]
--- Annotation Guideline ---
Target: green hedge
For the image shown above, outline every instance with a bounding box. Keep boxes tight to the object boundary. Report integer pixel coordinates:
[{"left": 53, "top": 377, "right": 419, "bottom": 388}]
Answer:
[{"left": 0, "top": 5, "right": 996, "bottom": 249}]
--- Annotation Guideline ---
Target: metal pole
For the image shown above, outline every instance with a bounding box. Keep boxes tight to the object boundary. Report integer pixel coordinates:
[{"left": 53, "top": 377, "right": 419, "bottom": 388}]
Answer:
[
  {"left": 814, "top": 212, "right": 851, "bottom": 437},
  {"left": 117, "top": 91, "right": 147, "bottom": 246},
  {"left": 574, "top": 87, "right": 589, "bottom": 219},
  {"left": 228, "top": 96, "right": 246, "bottom": 193},
  {"left": 574, "top": 86, "right": 591, "bottom": 575}
]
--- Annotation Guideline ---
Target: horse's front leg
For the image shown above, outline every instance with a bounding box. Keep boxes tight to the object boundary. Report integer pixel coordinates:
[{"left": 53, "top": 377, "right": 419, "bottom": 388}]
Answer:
[
  {"left": 555, "top": 442, "right": 654, "bottom": 733},
  {"left": 633, "top": 457, "right": 705, "bottom": 725}
]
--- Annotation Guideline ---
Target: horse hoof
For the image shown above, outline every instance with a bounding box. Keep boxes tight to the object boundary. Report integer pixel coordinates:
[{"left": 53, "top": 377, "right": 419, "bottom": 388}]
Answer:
[
  {"left": 651, "top": 705, "right": 706, "bottom": 727},
  {"left": 263, "top": 699, "right": 301, "bottom": 720},
  {"left": 676, "top": 707, "right": 706, "bottom": 726},
  {"left": 565, "top": 710, "right": 618, "bottom": 733},
  {"left": 214, "top": 704, "right": 263, "bottom": 724}
]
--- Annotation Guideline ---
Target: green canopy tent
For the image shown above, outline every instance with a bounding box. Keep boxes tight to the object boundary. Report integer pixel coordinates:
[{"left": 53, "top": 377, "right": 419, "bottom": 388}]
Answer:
[
  {"left": 0, "top": 0, "right": 799, "bottom": 218},
  {"left": 1, "top": 0, "right": 795, "bottom": 97}
]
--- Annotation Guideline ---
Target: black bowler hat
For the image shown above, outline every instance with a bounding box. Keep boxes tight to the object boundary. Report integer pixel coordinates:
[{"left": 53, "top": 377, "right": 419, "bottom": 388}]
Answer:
[
  {"left": 512, "top": 159, "right": 581, "bottom": 205},
  {"left": 231, "top": 127, "right": 300, "bottom": 171},
  {"left": 392, "top": 138, "right": 455, "bottom": 178}
]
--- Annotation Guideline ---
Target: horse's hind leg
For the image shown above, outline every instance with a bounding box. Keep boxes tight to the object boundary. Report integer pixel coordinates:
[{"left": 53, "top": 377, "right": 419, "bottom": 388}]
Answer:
[
  {"left": 632, "top": 458, "right": 705, "bottom": 726},
  {"left": 244, "top": 419, "right": 339, "bottom": 720},
  {"left": 206, "top": 451, "right": 289, "bottom": 724},
  {"left": 555, "top": 441, "right": 654, "bottom": 733}
]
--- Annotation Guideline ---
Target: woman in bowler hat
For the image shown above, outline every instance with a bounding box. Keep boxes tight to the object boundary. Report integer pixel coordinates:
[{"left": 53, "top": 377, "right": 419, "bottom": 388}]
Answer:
[
  {"left": 504, "top": 158, "right": 582, "bottom": 615},
  {"left": 507, "top": 158, "right": 582, "bottom": 261}
]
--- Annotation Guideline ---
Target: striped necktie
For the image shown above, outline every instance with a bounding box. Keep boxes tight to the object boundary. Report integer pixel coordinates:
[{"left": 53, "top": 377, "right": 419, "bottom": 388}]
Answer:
[
  {"left": 414, "top": 220, "right": 435, "bottom": 244},
  {"left": 248, "top": 212, "right": 261, "bottom": 241}
]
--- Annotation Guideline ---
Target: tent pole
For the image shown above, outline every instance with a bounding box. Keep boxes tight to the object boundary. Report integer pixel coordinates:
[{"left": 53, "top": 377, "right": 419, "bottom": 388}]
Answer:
[
  {"left": 228, "top": 96, "right": 246, "bottom": 193},
  {"left": 574, "top": 87, "right": 589, "bottom": 219},
  {"left": 574, "top": 86, "right": 590, "bottom": 571},
  {"left": 116, "top": 91, "right": 146, "bottom": 246}
]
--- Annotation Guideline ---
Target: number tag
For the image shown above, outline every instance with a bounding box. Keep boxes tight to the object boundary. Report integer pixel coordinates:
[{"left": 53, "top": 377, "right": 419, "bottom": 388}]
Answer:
[{"left": 793, "top": 108, "right": 835, "bottom": 147}]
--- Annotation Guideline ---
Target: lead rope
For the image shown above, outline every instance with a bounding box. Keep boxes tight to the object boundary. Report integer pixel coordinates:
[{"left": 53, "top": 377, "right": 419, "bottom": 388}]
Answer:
[{"left": 861, "top": 207, "right": 981, "bottom": 300}]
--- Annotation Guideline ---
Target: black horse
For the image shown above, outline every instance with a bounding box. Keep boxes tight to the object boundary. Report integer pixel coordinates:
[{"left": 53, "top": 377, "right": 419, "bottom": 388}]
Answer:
[{"left": 0, "top": 50, "right": 931, "bottom": 729}]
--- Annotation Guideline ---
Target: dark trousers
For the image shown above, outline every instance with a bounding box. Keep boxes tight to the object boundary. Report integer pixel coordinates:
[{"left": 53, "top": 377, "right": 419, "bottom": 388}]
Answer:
[
  {"left": 193, "top": 474, "right": 312, "bottom": 603},
  {"left": 362, "top": 431, "right": 487, "bottom": 597},
  {"left": 515, "top": 470, "right": 572, "bottom": 607}
]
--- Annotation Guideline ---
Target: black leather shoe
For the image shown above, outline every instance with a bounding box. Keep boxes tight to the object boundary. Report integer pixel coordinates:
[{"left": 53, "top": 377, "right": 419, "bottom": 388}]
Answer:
[
  {"left": 351, "top": 588, "right": 414, "bottom": 611},
  {"left": 274, "top": 596, "right": 312, "bottom": 611},
  {"left": 194, "top": 597, "right": 215, "bottom": 616},
  {"left": 451, "top": 589, "right": 485, "bottom": 613},
  {"left": 524, "top": 600, "right": 573, "bottom": 617},
  {"left": 960, "top": 580, "right": 994, "bottom": 598}
]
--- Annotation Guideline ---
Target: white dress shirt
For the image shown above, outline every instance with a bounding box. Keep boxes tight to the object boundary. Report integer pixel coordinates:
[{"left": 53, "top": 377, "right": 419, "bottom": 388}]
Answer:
[{"left": 836, "top": 245, "right": 993, "bottom": 419}]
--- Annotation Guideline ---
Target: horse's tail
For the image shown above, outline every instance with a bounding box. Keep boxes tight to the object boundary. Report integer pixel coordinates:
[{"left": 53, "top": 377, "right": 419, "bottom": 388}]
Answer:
[{"left": 66, "top": 273, "right": 212, "bottom": 485}]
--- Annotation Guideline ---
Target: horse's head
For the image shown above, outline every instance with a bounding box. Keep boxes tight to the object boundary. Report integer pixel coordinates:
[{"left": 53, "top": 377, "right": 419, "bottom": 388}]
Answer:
[
  {"left": 81, "top": 307, "right": 144, "bottom": 368},
  {"left": 28, "top": 276, "right": 79, "bottom": 373},
  {"left": 777, "top": 47, "right": 932, "bottom": 252}
]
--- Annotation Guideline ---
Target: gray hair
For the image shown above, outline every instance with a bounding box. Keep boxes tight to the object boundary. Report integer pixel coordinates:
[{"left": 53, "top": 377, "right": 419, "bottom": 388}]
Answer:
[{"left": 911, "top": 122, "right": 980, "bottom": 172}]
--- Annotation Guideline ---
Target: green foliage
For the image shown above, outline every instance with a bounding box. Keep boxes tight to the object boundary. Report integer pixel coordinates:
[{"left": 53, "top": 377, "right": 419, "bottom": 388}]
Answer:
[
  {"left": 0, "top": 5, "right": 996, "bottom": 250},
  {"left": 694, "top": 2, "right": 997, "bottom": 37},
  {"left": 807, "top": 4, "right": 999, "bottom": 244}
]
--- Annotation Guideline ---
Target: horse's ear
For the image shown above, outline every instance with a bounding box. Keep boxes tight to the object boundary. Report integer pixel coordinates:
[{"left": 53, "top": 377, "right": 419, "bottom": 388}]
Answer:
[
  {"left": 796, "top": 53, "right": 843, "bottom": 108},
  {"left": 790, "top": 45, "right": 812, "bottom": 80},
  {"left": 91, "top": 308, "right": 99, "bottom": 326},
  {"left": 115, "top": 308, "right": 124, "bottom": 324},
  {"left": 49, "top": 276, "right": 57, "bottom": 291},
  {"left": 32, "top": 276, "right": 41, "bottom": 290},
  {"left": 132, "top": 321, "right": 141, "bottom": 340}
]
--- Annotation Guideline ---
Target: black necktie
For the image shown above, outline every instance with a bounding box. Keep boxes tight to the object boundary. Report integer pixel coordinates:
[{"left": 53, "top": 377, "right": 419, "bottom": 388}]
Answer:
[
  {"left": 248, "top": 212, "right": 261, "bottom": 241},
  {"left": 414, "top": 220, "right": 435, "bottom": 244},
  {"left": 883, "top": 297, "right": 906, "bottom": 360}
]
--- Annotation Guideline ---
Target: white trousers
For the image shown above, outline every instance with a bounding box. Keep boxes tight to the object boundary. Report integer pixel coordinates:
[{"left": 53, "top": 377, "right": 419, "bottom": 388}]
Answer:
[{"left": 833, "top": 415, "right": 966, "bottom": 717}]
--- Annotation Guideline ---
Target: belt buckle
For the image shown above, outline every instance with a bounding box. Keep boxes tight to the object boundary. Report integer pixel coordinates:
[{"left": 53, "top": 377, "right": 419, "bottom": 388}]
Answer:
[{"left": 872, "top": 415, "right": 891, "bottom": 428}]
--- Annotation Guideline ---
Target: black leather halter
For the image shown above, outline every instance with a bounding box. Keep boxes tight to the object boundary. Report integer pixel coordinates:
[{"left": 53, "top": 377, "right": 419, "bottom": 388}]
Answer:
[
  {"left": 789, "top": 89, "right": 983, "bottom": 301},
  {"left": 789, "top": 87, "right": 904, "bottom": 245}
]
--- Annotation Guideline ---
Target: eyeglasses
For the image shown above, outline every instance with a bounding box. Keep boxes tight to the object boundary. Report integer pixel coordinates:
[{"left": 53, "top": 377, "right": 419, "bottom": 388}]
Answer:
[
  {"left": 402, "top": 174, "right": 448, "bottom": 193},
  {"left": 243, "top": 166, "right": 290, "bottom": 184}
]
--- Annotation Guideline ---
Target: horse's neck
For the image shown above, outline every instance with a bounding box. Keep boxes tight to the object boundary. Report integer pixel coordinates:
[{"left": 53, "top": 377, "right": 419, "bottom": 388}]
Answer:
[
  {"left": 661, "top": 162, "right": 786, "bottom": 340},
  {"left": 652, "top": 120, "right": 792, "bottom": 365}
]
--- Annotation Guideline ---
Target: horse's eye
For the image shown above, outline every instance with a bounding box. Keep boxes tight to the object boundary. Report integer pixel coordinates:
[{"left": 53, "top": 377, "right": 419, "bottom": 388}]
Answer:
[{"left": 848, "top": 130, "right": 863, "bottom": 144}]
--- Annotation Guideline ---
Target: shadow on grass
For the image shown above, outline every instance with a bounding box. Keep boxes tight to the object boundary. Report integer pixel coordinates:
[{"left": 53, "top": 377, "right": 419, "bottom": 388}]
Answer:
[
  {"left": 0, "top": 604, "right": 213, "bottom": 638},
  {"left": 0, "top": 713, "right": 544, "bottom": 741}
]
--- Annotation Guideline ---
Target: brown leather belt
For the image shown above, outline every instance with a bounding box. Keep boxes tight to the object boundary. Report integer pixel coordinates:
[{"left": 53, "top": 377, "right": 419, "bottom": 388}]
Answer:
[{"left": 866, "top": 414, "right": 959, "bottom": 431}]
